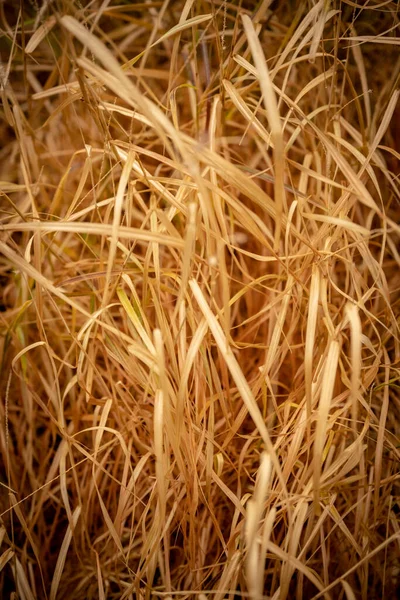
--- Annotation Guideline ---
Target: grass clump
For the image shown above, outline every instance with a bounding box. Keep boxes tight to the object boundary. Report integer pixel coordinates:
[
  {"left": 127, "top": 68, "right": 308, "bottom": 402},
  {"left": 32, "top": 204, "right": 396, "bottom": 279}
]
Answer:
[{"left": 1, "top": 1, "right": 399, "bottom": 599}]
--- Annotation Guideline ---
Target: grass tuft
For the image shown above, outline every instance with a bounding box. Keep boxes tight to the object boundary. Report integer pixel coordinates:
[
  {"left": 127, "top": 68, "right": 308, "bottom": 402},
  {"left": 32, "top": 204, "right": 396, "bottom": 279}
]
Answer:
[{"left": 1, "top": 1, "right": 399, "bottom": 599}]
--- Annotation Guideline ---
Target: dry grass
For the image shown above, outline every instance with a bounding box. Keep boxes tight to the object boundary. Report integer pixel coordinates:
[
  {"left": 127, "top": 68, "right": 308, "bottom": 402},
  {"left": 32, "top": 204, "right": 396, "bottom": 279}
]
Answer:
[{"left": 0, "top": 1, "right": 399, "bottom": 598}]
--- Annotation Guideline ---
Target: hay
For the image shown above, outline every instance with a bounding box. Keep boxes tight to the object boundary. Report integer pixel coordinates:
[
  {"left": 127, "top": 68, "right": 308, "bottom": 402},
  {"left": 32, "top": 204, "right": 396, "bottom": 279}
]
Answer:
[{"left": 1, "top": 1, "right": 399, "bottom": 598}]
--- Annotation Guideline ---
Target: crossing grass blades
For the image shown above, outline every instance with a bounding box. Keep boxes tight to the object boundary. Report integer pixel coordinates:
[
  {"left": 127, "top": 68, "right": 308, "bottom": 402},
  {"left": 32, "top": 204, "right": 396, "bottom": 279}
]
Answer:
[{"left": 0, "top": 1, "right": 399, "bottom": 599}]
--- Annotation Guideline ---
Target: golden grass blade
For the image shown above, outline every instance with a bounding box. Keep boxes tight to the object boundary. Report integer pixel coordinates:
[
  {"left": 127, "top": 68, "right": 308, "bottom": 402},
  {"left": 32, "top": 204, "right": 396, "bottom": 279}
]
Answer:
[
  {"left": 350, "top": 29, "right": 371, "bottom": 130},
  {"left": 345, "top": 36, "right": 400, "bottom": 45},
  {"left": 0, "top": 548, "right": 14, "bottom": 572},
  {"left": 267, "top": 540, "right": 328, "bottom": 597},
  {"left": 143, "top": 13, "right": 213, "bottom": 54},
  {"left": 309, "top": 127, "right": 380, "bottom": 213},
  {"left": 178, "top": 317, "right": 208, "bottom": 410},
  {"left": 123, "top": 12, "right": 213, "bottom": 68},
  {"left": 312, "top": 532, "right": 400, "bottom": 599},
  {"left": 0, "top": 240, "right": 84, "bottom": 313},
  {"left": 13, "top": 557, "right": 36, "bottom": 600},
  {"left": 245, "top": 499, "right": 262, "bottom": 598},
  {"left": 302, "top": 213, "right": 370, "bottom": 236},
  {"left": 60, "top": 15, "right": 127, "bottom": 82},
  {"left": 31, "top": 81, "right": 80, "bottom": 100},
  {"left": 260, "top": 506, "right": 277, "bottom": 579},
  {"left": 223, "top": 79, "right": 272, "bottom": 146},
  {"left": 241, "top": 14, "right": 286, "bottom": 250},
  {"left": 0, "top": 221, "right": 184, "bottom": 248},
  {"left": 59, "top": 440, "right": 73, "bottom": 524},
  {"left": 154, "top": 385, "right": 166, "bottom": 522},
  {"left": 114, "top": 145, "right": 187, "bottom": 214},
  {"left": 93, "top": 398, "right": 113, "bottom": 458},
  {"left": 176, "top": 202, "right": 197, "bottom": 316},
  {"left": 263, "top": 275, "right": 294, "bottom": 378},
  {"left": 9, "top": 494, "right": 42, "bottom": 583},
  {"left": 11, "top": 341, "right": 46, "bottom": 368},
  {"left": 25, "top": 15, "right": 56, "bottom": 54},
  {"left": 213, "top": 551, "right": 241, "bottom": 600},
  {"left": 49, "top": 507, "right": 81, "bottom": 600},
  {"left": 374, "top": 349, "right": 390, "bottom": 520},
  {"left": 345, "top": 303, "right": 362, "bottom": 431},
  {"left": 280, "top": 500, "right": 309, "bottom": 600},
  {"left": 309, "top": 8, "right": 339, "bottom": 62},
  {"left": 60, "top": 16, "right": 181, "bottom": 157},
  {"left": 95, "top": 487, "right": 125, "bottom": 556},
  {"left": 95, "top": 551, "right": 106, "bottom": 600},
  {"left": 245, "top": 452, "right": 273, "bottom": 599},
  {"left": 368, "top": 89, "right": 399, "bottom": 163},
  {"left": 305, "top": 265, "right": 320, "bottom": 426},
  {"left": 313, "top": 340, "right": 340, "bottom": 514},
  {"left": 341, "top": 580, "right": 357, "bottom": 600},
  {"left": 103, "top": 150, "right": 135, "bottom": 307},
  {"left": 117, "top": 288, "right": 155, "bottom": 356},
  {"left": 272, "top": 0, "right": 323, "bottom": 72},
  {"left": 189, "top": 279, "right": 285, "bottom": 491}
]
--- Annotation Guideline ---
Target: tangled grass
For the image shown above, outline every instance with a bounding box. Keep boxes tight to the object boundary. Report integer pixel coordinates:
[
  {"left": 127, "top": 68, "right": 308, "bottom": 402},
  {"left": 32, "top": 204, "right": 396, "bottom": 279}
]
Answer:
[{"left": 0, "top": 1, "right": 399, "bottom": 599}]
